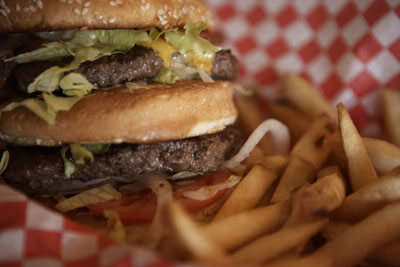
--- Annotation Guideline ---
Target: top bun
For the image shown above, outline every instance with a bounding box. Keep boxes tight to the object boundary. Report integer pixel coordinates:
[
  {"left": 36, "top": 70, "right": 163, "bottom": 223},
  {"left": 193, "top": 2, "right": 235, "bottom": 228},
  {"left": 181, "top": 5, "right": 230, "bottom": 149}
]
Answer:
[{"left": 0, "top": 0, "right": 214, "bottom": 33}]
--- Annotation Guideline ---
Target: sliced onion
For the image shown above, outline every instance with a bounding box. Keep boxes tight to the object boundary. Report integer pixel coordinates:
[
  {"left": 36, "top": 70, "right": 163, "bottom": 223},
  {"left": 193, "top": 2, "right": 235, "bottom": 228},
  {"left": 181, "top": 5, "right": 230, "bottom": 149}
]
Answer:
[
  {"left": 197, "top": 67, "right": 214, "bottom": 83},
  {"left": 183, "top": 175, "right": 240, "bottom": 201},
  {"left": 125, "top": 81, "right": 148, "bottom": 90},
  {"left": 224, "top": 119, "right": 290, "bottom": 169},
  {"left": 136, "top": 173, "right": 172, "bottom": 249}
]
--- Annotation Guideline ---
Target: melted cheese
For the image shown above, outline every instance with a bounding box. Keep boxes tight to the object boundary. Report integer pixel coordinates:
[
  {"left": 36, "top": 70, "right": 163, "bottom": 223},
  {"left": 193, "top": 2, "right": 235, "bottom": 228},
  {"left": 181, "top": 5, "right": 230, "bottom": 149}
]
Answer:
[{"left": 140, "top": 38, "right": 214, "bottom": 72}]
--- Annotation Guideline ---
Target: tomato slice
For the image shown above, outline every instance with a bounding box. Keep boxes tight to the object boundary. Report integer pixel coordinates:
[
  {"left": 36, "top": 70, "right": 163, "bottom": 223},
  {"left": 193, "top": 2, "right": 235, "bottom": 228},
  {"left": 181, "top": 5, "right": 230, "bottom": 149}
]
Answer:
[{"left": 88, "top": 172, "right": 232, "bottom": 223}]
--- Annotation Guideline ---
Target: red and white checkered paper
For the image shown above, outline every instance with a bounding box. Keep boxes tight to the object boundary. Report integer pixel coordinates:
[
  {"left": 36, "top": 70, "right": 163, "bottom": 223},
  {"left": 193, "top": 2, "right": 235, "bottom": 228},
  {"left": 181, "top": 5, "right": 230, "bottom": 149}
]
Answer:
[{"left": 1, "top": 0, "right": 400, "bottom": 266}]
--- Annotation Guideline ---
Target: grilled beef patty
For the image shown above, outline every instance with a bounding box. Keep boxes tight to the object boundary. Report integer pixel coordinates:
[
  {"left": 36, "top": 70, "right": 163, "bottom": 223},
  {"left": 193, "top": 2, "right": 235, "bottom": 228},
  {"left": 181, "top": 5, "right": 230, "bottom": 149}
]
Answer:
[
  {"left": 3, "top": 126, "right": 243, "bottom": 195},
  {"left": 11, "top": 47, "right": 238, "bottom": 94}
]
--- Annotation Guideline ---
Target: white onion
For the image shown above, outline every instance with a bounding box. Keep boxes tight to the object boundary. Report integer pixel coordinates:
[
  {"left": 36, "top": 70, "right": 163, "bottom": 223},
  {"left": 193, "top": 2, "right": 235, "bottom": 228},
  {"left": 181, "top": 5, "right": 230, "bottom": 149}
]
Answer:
[
  {"left": 224, "top": 119, "right": 290, "bottom": 169},
  {"left": 197, "top": 67, "right": 214, "bottom": 83},
  {"left": 137, "top": 173, "right": 172, "bottom": 249}
]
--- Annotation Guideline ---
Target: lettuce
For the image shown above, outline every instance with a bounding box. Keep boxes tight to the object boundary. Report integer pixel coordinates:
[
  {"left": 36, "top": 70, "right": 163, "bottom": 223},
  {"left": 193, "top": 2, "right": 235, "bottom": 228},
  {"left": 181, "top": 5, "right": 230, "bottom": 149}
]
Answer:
[
  {"left": 55, "top": 184, "right": 121, "bottom": 212},
  {"left": 61, "top": 146, "right": 76, "bottom": 178},
  {"left": 83, "top": 144, "right": 111, "bottom": 154},
  {"left": 164, "top": 22, "right": 220, "bottom": 56},
  {"left": 152, "top": 67, "right": 179, "bottom": 84},
  {"left": 1, "top": 93, "right": 82, "bottom": 125},
  {"left": 70, "top": 144, "right": 94, "bottom": 164},
  {"left": 60, "top": 73, "right": 95, "bottom": 97}
]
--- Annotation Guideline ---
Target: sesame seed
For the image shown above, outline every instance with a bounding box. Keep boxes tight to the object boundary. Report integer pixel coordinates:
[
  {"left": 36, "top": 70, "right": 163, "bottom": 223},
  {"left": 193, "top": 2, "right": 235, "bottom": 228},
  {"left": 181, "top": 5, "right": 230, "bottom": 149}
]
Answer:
[
  {"left": 116, "top": 0, "right": 123, "bottom": 4},
  {"left": 84, "top": 1, "right": 91, "bottom": 7},
  {"left": 109, "top": 1, "right": 117, "bottom": 6},
  {"left": 145, "top": 2, "right": 150, "bottom": 10},
  {"left": 67, "top": 0, "right": 73, "bottom": 4},
  {"left": 102, "top": 19, "right": 107, "bottom": 24},
  {"left": 109, "top": 17, "right": 116, "bottom": 23},
  {"left": 161, "top": 20, "right": 168, "bottom": 25},
  {"left": 73, "top": 7, "right": 81, "bottom": 15},
  {"left": 16, "top": 4, "right": 20, "bottom": 11},
  {"left": 82, "top": 7, "right": 88, "bottom": 15},
  {"left": 75, "top": 0, "right": 82, "bottom": 3},
  {"left": 37, "top": 0, "right": 43, "bottom": 9},
  {"left": 140, "top": 5, "right": 145, "bottom": 11}
]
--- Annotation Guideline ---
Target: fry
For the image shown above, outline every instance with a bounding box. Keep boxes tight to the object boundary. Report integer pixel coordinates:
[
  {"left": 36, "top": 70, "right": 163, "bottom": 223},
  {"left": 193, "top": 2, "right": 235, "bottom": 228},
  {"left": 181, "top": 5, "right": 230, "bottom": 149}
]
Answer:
[
  {"left": 285, "top": 174, "right": 345, "bottom": 227},
  {"left": 231, "top": 219, "right": 328, "bottom": 264},
  {"left": 164, "top": 202, "right": 227, "bottom": 263},
  {"left": 326, "top": 132, "right": 348, "bottom": 173},
  {"left": 243, "top": 145, "right": 265, "bottom": 166},
  {"left": 383, "top": 89, "right": 400, "bottom": 147},
  {"left": 201, "top": 201, "right": 290, "bottom": 251},
  {"left": 364, "top": 137, "right": 400, "bottom": 175},
  {"left": 214, "top": 164, "right": 277, "bottom": 220},
  {"left": 337, "top": 103, "right": 377, "bottom": 190},
  {"left": 322, "top": 221, "right": 400, "bottom": 267},
  {"left": 333, "top": 167, "right": 400, "bottom": 223},
  {"left": 291, "top": 115, "right": 335, "bottom": 169},
  {"left": 270, "top": 155, "right": 316, "bottom": 204},
  {"left": 236, "top": 95, "right": 272, "bottom": 154},
  {"left": 305, "top": 201, "right": 400, "bottom": 267},
  {"left": 282, "top": 73, "right": 336, "bottom": 121},
  {"left": 260, "top": 154, "right": 289, "bottom": 176},
  {"left": 316, "top": 165, "right": 341, "bottom": 179},
  {"left": 269, "top": 100, "right": 312, "bottom": 142}
]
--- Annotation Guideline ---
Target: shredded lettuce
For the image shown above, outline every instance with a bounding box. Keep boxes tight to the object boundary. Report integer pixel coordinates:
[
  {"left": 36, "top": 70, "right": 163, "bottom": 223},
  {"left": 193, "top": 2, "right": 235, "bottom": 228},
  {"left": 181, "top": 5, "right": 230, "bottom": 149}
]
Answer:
[
  {"left": 55, "top": 184, "right": 121, "bottom": 212},
  {"left": 103, "top": 210, "right": 126, "bottom": 244},
  {"left": 83, "top": 144, "right": 111, "bottom": 154},
  {"left": 1, "top": 93, "right": 82, "bottom": 125},
  {"left": 60, "top": 73, "right": 95, "bottom": 96},
  {"left": 0, "top": 151, "right": 9, "bottom": 175},
  {"left": 61, "top": 146, "right": 76, "bottom": 178},
  {"left": 152, "top": 67, "right": 179, "bottom": 84},
  {"left": 70, "top": 144, "right": 94, "bottom": 164},
  {"left": 170, "top": 171, "right": 203, "bottom": 180},
  {"left": 164, "top": 22, "right": 220, "bottom": 57}
]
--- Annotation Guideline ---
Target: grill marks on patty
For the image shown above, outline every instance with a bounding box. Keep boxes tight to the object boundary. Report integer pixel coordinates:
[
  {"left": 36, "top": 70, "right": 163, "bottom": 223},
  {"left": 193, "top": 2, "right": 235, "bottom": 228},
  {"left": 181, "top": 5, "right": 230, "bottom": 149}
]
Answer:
[
  {"left": 3, "top": 126, "right": 243, "bottom": 195},
  {"left": 10, "top": 47, "right": 238, "bottom": 94}
]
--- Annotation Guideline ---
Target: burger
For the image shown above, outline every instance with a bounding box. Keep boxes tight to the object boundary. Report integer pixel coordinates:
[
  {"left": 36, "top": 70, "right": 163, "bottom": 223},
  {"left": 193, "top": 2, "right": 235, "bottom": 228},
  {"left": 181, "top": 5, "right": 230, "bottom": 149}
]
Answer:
[{"left": 0, "top": 0, "right": 243, "bottom": 224}]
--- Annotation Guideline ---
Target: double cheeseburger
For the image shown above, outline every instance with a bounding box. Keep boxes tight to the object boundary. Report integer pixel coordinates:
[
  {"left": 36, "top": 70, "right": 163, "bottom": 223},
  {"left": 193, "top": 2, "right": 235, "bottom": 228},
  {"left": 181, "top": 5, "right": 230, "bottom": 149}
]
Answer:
[{"left": 0, "top": 0, "right": 242, "bottom": 222}]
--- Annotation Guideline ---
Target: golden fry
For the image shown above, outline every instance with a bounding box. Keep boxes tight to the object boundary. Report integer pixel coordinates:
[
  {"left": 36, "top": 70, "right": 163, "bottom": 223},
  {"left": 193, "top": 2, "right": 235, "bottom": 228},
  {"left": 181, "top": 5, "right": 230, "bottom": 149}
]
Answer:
[
  {"left": 337, "top": 103, "right": 377, "bottom": 190},
  {"left": 231, "top": 219, "right": 328, "bottom": 264},
  {"left": 164, "top": 202, "right": 227, "bottom": 263},
  {"left": 282, "top": 73, "right": 336, "bottom": 121},
  {"left": 270, "top": 155, "right": 316, "bottom": 204},
  {"left": 333, "top": 167, "right": 400, "bottom": 223},
  {"left": 269, "top": 100, "right": 312, "bottom": 142},
  {"left": 364, "top": 137, "right": 400, "bottom": 175},
  {"left": 214, "top": 164, "right": 277, "bottom": 220},
  {"left": 383, "top": 89, "right": 400, "bottom": 147},
  {"left": 291, "top": 115, "right": 335, "bottom": 169},
  {"left": 201, "top": 201, "right": 290, "bottom": 251},
  {"left": 305, "top": 201, "right": 400, "bottom": 267},
  {"left": 260, "top": 154, "right": 289, "bottom": 176}
]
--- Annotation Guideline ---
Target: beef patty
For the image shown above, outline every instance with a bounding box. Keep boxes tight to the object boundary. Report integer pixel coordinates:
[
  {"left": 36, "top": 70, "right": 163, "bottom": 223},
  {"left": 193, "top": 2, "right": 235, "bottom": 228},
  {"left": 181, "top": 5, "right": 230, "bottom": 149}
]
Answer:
[
  {"left": 11, "top": 47, "right": 238, "bottom": 94},
  {"left": 3, "top": 126, "right": 243, "bottom": 195}
]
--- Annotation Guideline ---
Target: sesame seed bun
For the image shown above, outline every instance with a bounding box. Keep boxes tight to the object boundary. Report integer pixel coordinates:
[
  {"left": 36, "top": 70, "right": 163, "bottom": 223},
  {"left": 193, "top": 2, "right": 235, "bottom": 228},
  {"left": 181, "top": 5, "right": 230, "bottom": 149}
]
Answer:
[
  {"left": 0, "top": 0, "right": 214, "bottom": 34},
  {"left": 0, "top": 80, "right": 237, "bottom": 146}
]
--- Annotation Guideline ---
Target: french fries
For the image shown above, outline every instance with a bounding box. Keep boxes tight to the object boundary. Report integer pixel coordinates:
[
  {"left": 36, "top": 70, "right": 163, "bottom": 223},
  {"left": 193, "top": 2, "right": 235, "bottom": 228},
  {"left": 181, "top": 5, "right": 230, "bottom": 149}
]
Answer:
[
  {"left": 152, "top": 74, "right": 400, "bottom": 266},
  {"left": 337, "top": 103, "right": 377, "bottom": 190},
  {"left": 282, "top": 73, "right": 336, "bottom": 121},
  {"left": 269, "top": 100, "right": 312, "bottom": 142},
  {"left": 201, "top": 201, "right": 290, "bottom": 251},
  {"left": 231, "top": 219, "right": 328, "bottom": 264},
  {"left": 333, "top": 167, "right": 400, "bottom": 223},
  {"left": 214, "top": 164, "right": 277, "bottom": 220},
  {"left": 364, "top": 137, "right": 400, "bottom": 175},
  {"left": 163, "top": 202, "right": 228, "bottom": 263},
  {"left": 383, "top": 89, "right": 400, "bottom": 147}
]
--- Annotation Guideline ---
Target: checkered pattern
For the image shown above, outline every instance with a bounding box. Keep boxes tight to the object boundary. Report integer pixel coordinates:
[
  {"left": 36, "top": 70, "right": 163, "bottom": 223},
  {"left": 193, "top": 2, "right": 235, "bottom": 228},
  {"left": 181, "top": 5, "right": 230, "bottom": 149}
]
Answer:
[
  {"left": 0, "top": 185, "right": 161, "bottom": 266},
  {"left": 206, "top": 0, "right": 400, "bottom": 138},
  {"left": 1, "top": 1, "right": 400, "bottom": 266}
]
